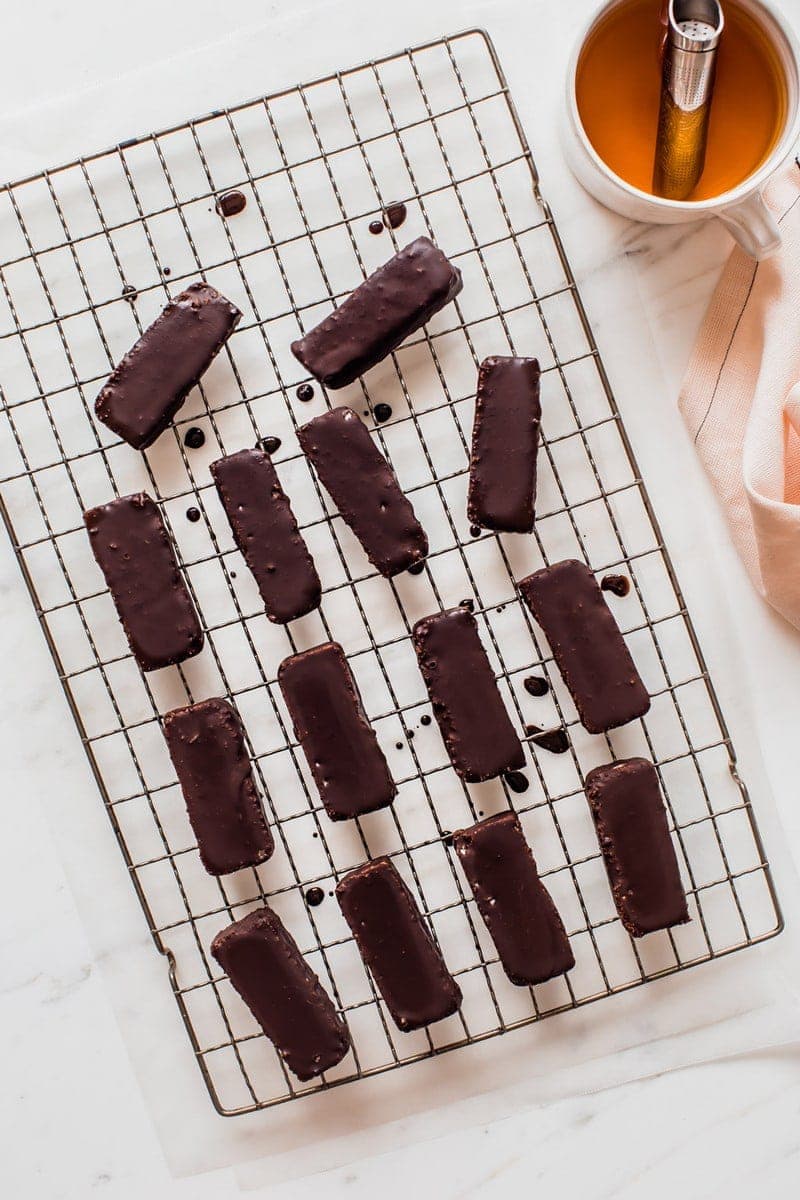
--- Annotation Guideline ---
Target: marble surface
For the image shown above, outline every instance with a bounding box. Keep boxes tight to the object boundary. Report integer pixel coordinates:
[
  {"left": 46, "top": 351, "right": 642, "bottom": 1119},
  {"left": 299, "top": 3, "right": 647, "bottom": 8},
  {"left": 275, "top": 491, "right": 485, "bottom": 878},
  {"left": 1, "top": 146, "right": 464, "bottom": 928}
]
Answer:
[{"left": 2, "top": 1, "right": 800, "bottom": 1196}]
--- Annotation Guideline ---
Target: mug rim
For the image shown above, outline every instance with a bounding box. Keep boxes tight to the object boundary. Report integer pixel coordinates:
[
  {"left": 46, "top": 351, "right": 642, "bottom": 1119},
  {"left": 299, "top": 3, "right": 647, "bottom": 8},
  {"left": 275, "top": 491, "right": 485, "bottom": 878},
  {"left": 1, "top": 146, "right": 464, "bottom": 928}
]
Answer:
[{"left": 567, "top": 0, "right": 800, "bottom": 212}]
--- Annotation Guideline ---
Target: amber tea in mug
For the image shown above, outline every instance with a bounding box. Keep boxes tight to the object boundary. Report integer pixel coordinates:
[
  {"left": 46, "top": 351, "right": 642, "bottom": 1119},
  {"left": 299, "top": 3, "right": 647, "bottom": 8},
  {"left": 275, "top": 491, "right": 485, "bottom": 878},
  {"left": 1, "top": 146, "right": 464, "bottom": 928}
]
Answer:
[{"left": 576, "top": 0, "right": 788, "bottom": 202}]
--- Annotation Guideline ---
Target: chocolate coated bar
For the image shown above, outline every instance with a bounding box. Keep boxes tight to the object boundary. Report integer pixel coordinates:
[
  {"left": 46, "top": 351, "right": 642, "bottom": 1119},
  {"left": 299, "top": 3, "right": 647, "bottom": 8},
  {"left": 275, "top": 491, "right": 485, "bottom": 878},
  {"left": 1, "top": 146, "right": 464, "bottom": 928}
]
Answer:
[
  {"left": 211, "top": 906, "right": 350, "bottom": 1080},
  {"left": 412, "top": 606, "right": 525, "bottom": 782},
  {"left": 163, "top": 697, "right": 273, "bottom": 875},
  {"left": 467, "top": 356, "right": 541, "bottom": 533},
  {"left": 210, "top": 447, "right": 320, "bottom": 624},
  {"left": 291, "top": 237, "right": 462, "bottom": 388},
  {"left": 95, "top": 282, "right": 241, "bottom": 448},
  {"left": 278, "top": 642, "right": 396, "bottom": 820},
  {"left": 83, "top": 492, "right": 203, "bottom": 671},
  {"left": 519, "top": 559, "right": 650, "bottom": 733},
  {"left": 336, "top": 857, "right": 462, "bottom": 1031},
  {"left": 585, "top": 758, "right": 689, "bottom": 937},
  {"left": 298, "top": 406, "right": 428, "bottom": 576},
  {"left": 453, "top": 812, "right": 574, "bottom": 985}
]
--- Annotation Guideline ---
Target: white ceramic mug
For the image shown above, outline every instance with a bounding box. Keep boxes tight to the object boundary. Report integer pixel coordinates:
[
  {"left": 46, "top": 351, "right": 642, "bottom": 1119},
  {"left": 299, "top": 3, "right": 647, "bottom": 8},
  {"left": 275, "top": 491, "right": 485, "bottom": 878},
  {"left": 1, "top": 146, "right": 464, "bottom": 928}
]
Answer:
[{"left": 562, "top": 0, "right": 800, "bottom": 259}]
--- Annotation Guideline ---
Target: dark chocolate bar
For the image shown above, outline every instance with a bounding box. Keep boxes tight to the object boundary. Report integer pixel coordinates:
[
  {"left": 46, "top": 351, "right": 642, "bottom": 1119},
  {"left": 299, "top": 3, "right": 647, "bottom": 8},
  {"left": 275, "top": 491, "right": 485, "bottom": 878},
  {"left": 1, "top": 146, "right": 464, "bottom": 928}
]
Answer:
[
  {"left": 518, "top": 559, "right": 650, "bottom": 734},
  {"left": 336, "top": 857, "right": 462, "bottom": 1031},
  {"left": 467, "top": 356, "right": 541, "bottom": 533},
  {"left": 585, "top": 758, "right": 689, "bottom": 937},
  {"left": 291, "top": 237, "right": 462, "bottom": 389},
  {"left": 163, "top": 697, "right": 273, "bottom": 875},
  {"left": 453, "top": 812, "right": 574, "bottom": 985},
  {"left": 211, "top": 906, "right": 350, "bottom": 1080},
  {"left": 210, "top": 448, "right": 321, "bottom": 624},
  {"left": 278, "top": 642, "right": 396, "bottom": 820},
  {"left": 298, "top": 406, "right": 428, "bottom": 576},
  {"left": 412, "top": 606, "right": 525, "bottom": 782},
  {"left": 95, "top": 282, "right": 241, "bottom": 449},
  {"left": 83, "top": 492, "right": 203, "bottom": 671}
]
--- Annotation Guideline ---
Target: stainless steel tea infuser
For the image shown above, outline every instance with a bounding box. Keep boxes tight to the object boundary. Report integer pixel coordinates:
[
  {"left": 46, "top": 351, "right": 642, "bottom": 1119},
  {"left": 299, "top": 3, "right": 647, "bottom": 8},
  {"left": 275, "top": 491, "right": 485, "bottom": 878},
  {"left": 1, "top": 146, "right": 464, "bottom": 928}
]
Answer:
[{"left": 654, "top": 0, "right": 725, "bottom": 199}]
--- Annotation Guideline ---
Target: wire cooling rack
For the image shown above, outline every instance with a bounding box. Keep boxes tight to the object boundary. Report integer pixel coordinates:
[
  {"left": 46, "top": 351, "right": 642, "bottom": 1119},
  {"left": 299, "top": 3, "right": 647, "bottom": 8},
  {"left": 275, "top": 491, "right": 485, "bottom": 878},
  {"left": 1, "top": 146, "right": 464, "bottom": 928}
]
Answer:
[{"left": 0, "top": 29, "right": 782, "bottom": 1116}]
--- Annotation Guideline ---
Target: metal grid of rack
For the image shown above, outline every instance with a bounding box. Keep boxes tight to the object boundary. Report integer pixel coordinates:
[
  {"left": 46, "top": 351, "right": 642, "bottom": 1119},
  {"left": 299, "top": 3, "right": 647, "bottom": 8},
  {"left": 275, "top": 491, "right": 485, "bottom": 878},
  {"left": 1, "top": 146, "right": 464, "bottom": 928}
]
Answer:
[{"left": 0, "top": 29, "right": 781, "bottom": 1116}]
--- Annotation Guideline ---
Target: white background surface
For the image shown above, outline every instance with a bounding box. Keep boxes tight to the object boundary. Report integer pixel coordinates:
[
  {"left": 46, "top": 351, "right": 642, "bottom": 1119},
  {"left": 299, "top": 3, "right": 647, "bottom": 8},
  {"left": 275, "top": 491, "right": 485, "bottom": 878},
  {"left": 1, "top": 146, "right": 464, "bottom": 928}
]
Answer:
[{"left": 2, "top": 1, "right": 800, "bottom": 1196}]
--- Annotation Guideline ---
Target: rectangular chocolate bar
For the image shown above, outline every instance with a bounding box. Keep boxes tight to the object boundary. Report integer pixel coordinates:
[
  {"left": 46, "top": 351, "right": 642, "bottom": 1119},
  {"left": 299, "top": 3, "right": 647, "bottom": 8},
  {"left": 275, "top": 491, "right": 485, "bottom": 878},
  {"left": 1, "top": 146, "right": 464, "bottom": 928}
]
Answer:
[
  {"left": 163, "top": 697, "right": 273, "bottom": 876},
  {"left": 585, "top": 758, "right": 689, "bottom": 937},
  {"left": 210, "top": 448, "right": 321, "bottom": 624},
  {"left": 298, "top": 406, "right": 428, "bottom": 576},
  {"left": 291, "top": 237, "right": 462, "bottom": 389},
  {"left": 453, "top": 812, "right": 574, "bottom": 985},
  {"left": 95, "top": 282, "right": 241, "bottom": 449},
  {"left": 211, "top": 906, "right": 350, "bottom": 1080},
  {"left": 518, "top": 559, "right": 650, "bottom": 734},
  {"left": 412, "top": 606, "right": 525, "bottom": 782},
  {"left": 278, "top": 642, "right": 396, "bottom": 820},
  {"left": 467, "top": 356, "right": 541, "bottom": 533},
  {"left": 83, "top": 492, "right": 203, "bottom": 671},
  {"left": 336, "top": 857, "right": 462, "bottom": 1031}
]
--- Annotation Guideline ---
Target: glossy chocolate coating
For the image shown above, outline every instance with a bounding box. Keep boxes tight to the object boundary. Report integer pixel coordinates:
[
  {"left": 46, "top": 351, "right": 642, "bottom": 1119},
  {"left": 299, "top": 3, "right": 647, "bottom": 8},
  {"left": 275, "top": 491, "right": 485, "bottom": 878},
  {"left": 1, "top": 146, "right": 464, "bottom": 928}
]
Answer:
[
  {"left": 601, "top": 573, "right": 631, "bottom": 597},
  {"left": 585, "top": 758, "right": 689, "bottom": 937},
  {"left": 163, "top": 697, "right": 273, "bottom": 876},
  {"left": 453, "top": 812, "right": 574, "bottom": 985},
  {"left": 519, "top": 559, "right": 650, "bottom": 734},
  {"left": 382, "top": 202, "right": 407, "bottom": 229},
  {"left": 83, "top": 492, "right": 203, "bottom": 671},
  {"left": 412, "top": 606, "right": 525, "bottom": 782},
  {"left": 523, "top": 675, "right": 549, "bottom": 697},
  {"left": 291, "top": 237, "right": 462, "bottom": 389},
  {"left": 336, "top": 857, "right": 462, "bottom": 1031},
  {"left": 216, "top": 190, "right": 247, "bottom": 216},
  {"left": 278, "top": 642, "right": 396, "bottom": 820},
  {"left": 94, "top": 282, "right": 241, "bottom": 449},
  {"left": 298, "top": 406, "right": 428, "bottom": 576},
  {"left": 528, "top": 726, "right": 570, "bottom": 754},
  {"left": 467, "top": 356, "right": 541, "bottom": 533},
  {"left": 184, "top": 426, "right": 206, "bottom": 449},
  {"left": 210, "top": 448, "right": 321, "bottom": 624},
  {"left": 211, "top": 907, "right": 350, "bottom": 1080}
]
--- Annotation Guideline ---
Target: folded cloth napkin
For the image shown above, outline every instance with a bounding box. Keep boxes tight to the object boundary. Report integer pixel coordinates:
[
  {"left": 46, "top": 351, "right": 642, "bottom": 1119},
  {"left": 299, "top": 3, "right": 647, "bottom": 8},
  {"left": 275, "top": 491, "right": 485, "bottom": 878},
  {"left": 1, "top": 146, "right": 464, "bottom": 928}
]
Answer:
[{"left": 679, "top": 161, "right": 800, "bottom": 630}]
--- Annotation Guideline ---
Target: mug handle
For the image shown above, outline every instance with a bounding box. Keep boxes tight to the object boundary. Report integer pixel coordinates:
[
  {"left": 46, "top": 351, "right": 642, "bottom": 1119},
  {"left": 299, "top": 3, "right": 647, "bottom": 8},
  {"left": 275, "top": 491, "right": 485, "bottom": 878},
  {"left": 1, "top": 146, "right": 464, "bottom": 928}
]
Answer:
[{"left": 718, "top": 191, "right": 782, "bottom": 261}]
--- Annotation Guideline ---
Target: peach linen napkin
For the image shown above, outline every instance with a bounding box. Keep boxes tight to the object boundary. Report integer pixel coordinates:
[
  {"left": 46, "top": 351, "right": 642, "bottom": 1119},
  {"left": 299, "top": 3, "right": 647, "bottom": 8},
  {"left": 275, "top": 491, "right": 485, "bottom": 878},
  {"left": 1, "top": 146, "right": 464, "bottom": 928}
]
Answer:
[{"left": 679, "top": 161, "right": 800, "bottom": 629}]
